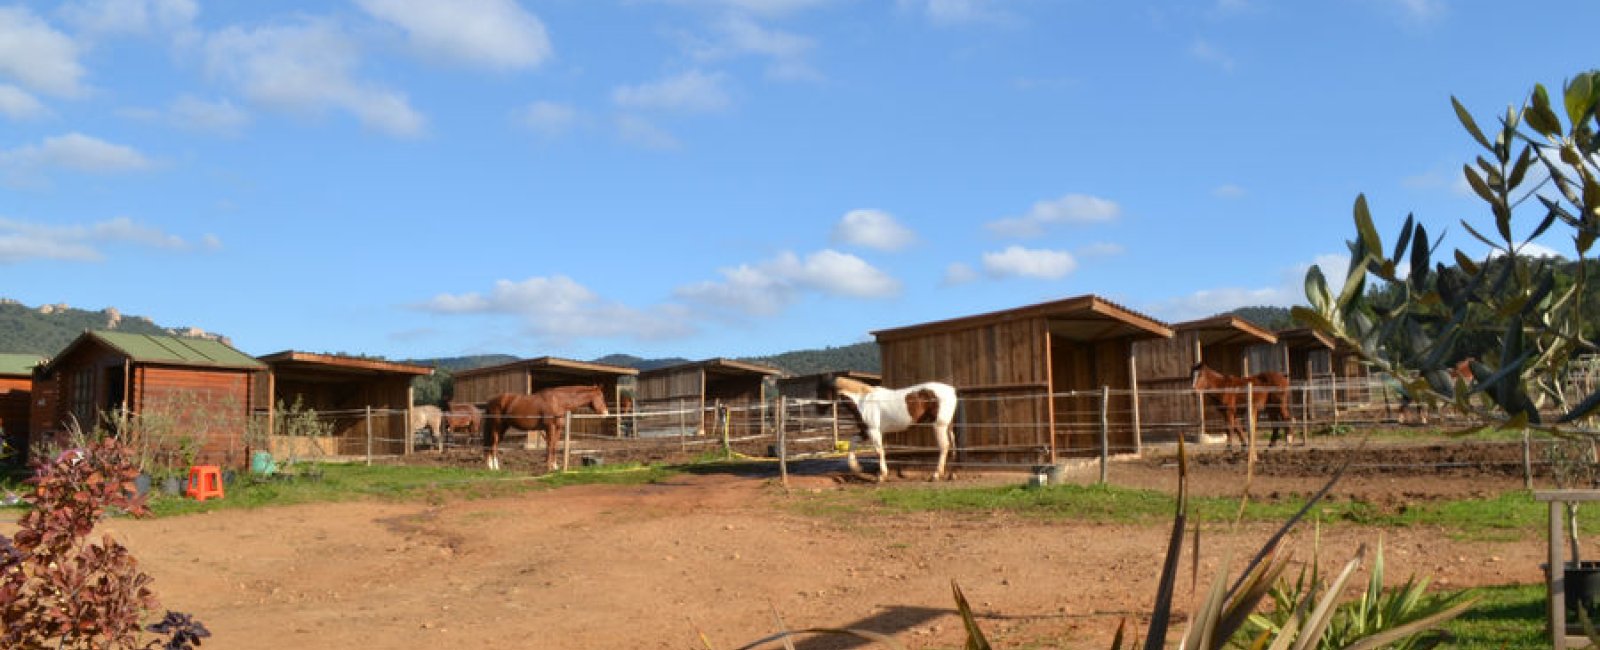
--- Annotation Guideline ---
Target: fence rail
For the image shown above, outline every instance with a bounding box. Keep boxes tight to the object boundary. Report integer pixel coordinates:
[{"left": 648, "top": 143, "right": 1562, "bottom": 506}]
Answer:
[{"left": 237, "top": 376, "right": 1586, "bottom": 474}]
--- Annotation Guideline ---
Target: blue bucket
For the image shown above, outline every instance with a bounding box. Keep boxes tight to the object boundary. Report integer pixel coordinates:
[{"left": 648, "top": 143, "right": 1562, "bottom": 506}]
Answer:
[{"left": 250, "top": 451, "right": 278, "bottom": 476}]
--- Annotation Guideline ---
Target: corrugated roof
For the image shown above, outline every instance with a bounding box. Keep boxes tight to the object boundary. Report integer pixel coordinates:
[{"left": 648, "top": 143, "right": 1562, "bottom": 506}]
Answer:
[
  {"left": 90, "top": 331, "right": 264, "bottom": 370},
  {"left": 259, "top": 350, "right": 433, "bottom": 377},
  {"left": 453, "top": 356, "right": 639, "bottom": 380},
  {"left": 0, "top": 353, "right": 43, "bottom": 376},
  {"left": 1173, "top": 315, "right": 1278, "bottom": 347},
  {"left": 871, "top": 294, "right": 1173, "bottom": 343}
]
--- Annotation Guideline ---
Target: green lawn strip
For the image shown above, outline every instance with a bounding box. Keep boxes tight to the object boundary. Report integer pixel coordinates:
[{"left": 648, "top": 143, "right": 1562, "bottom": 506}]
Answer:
[
  {"left": 144, "top": 461, "right": 680, "bottom": 516},
  {"left": 1444, "top": 582, "right": 1547, "bottom": 649},
  {"left": 867, "top": 483, "right": 1591, "bottom": 538}
]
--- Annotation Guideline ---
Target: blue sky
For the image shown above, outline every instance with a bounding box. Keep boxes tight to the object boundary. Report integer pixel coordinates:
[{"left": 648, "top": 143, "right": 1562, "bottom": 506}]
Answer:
[{"left": 0, "top": 0, "right": 1592, "bottom": 362}]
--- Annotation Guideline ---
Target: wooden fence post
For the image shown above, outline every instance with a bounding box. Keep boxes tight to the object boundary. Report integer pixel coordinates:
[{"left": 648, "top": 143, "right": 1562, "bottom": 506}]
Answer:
[
  {"left": 365, "top": 406, "right": 373, "bottom": 466},
  {"left": 778, "top": 403, "right": 789, "bottom": 489},
  {"left": 1246, "top": 383, "right": 1257, "bottom": 465},
  {"left": 1099, "top": 385, "right": 1110, "bottom": 484}
]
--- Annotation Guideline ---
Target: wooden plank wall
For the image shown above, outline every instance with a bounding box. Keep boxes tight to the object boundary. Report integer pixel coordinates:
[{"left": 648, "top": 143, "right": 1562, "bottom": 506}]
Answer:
[
  {"left": 273, "top": 376, "right": 412, "bottom": 455},
  {"left": 0, "top": 377, "right": 30, "bottom": 459},
  {"left": 134, "top": 366, "right": 256, "bottom": 467},
  {"left": 454, "top": 369, "right": 529, "bottom": 404},
  {"left": 1052, "top": 336, "right": 1136, "bottom": 457},
  {"left": 27, "top": 375, "right": 59, "bottom": 449},
  {"left": 1133, "top": 331, "right": 1200, "bottom": 445},
  {"left": 880, "top": 317, "right": 1051, "bottom": 466}
]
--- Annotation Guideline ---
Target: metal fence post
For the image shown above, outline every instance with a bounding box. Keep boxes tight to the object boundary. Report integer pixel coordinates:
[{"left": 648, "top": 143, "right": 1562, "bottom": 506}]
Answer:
[{"left": 1098, "top": 385, "right": 1109, "bottom": 484}]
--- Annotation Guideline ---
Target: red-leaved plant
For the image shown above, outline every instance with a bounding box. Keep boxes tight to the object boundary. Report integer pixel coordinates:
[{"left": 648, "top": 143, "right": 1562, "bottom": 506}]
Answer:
[{"left": 0, "top": 436, "right": 209, "bottom": 649}]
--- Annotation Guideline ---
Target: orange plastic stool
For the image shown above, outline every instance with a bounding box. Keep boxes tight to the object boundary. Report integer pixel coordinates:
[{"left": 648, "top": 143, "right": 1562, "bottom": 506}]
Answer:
[{"left": 185, "top": 465, "right": 225, "bottom": 501}]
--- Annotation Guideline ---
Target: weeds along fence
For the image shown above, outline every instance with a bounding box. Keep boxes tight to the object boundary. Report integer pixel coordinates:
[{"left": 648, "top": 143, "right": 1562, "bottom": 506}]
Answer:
[{"left": 238, "top": 374, "right": 1580, "bottom": 473}]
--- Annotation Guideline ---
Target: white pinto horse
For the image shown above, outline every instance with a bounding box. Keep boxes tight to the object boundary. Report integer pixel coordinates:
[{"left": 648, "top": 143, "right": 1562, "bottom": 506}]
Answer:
[{"left": 831, "top": 376, "right": 959, "bottom": 482}]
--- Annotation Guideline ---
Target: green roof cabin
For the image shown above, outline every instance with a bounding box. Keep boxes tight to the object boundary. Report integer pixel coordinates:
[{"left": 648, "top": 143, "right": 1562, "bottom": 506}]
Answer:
[
  {"left": 0, "top": 353, "right": 45, "bottom": 467},
  {"left": 30, "top": 331, "right": 265, "bottom": 468}
]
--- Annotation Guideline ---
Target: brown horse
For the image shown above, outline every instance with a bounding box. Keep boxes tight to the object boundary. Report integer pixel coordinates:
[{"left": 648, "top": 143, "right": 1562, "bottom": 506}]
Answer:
[
  {"left": 482, "top": 386, "right": 609, "bottom": 471},
  {"left": 1191, "top": 363, "right": 1293, "bottom": 450},
  {"left": 441, "top": 402, "right": 482, "bottom": 442}
]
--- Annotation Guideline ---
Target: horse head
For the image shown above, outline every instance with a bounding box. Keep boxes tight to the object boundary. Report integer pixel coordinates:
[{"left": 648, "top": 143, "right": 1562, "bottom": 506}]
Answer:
[
  {"left": 588, "top": 385, "right": 610, "bottom": 416},
  {"left": 830, "top": 376, "right": 872, "bottom": 403}
]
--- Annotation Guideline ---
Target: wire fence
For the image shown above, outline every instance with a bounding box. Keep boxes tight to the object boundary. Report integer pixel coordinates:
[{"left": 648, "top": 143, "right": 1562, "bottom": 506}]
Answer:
[{"left": 242, "top": 376, "right": 1593, "bottom": 480}]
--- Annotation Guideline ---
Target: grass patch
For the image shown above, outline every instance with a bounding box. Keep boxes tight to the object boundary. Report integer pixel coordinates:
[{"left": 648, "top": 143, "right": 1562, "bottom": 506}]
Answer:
[
  {"left": 868, "top": 483, "right": 1592, "bottom": 539},
  {"left": 1445, "top": 583, "right": 1547, "bottom": 649},
  {"left": 135, "top": 461, "right": 679, "bottom": 517}
]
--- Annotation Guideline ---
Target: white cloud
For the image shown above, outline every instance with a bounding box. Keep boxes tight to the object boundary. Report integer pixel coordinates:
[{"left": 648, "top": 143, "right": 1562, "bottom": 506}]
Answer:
[
  {"left": 204, "top": 19, "right": 425, "bottom": 137},
  {"left": 1144, "top": 252, "right": 1348, "bottom": 321},
  {"left": 0, "top": 6, "right": 87, "bottom": 97},
  {"left": 981, "top": 245, "right": 1077, "bottom": 279},
  {"left": 1212, "top": 183, "right": 1246, "bottom": 199},
  {"left": 676, "top": 249, "right": 900, "bottom": 316},
  {"left": 1190, "top": 38, "right": 1235, "bottom": 71},
  {"left": 612, "top": 69, "right": 731, "bottom": 113},
  {"left": 519, "top": 101, "right": 582, "bottom": 137},
  {"left": 691, "top": 15, "right": 820, "bottom": 81},
  {"left": 168, "top": 95, "right": 251, "bottom": 134},
  {"left": 1385, "top": 0, "right": 1446, "bottom": 21},
  {"left": 652, "top": 0, "right": 835, "bottom": 16},
  {"left": 0, "top": 84, "right": 47, "bottom": 120},
  {"left": 897, "top": 0, "right": 1009, "bottom": 24},
  {"left": 1077, "top": 242, "right": 1125, "bottom": 257},
  {"left": 942, "top": 262, "right": 978, "bottom": 286},
  {"left": 1, "top": 133, "right": 153, "bottom": 173},
  {"left": 418, "top": 275, "right": 695, "bottom": 343},
  {"left": 985, "top": 193, "right": 1121, "bottom": 238},
  {"left": 0, "top": 216, "right": 212, "bottom": 264},
  {"left": 59, "top": 0, "right": 197, "bottom": 36},
  {"left": 356, "top": 0, "right": 552, "bottom": 70},
  {"left": 831, "top": 209, "right": 915, "bottom": 251},
  {"left": 614, "top": 115, "right": 680, "bottom": 150}
]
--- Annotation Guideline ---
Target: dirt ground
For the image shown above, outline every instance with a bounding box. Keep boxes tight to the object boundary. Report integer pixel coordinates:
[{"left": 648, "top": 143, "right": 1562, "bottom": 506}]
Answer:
[{"left": 11, "top": 438, "right": 1571, "bottom": 649}]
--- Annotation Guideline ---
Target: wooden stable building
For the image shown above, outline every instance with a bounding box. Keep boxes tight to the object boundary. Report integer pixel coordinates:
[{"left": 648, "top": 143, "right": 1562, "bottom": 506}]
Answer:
[
  {"left": 256, "top": 351, "right": 434, "bottom": 456},
  {"left": 29, "top": 331, "right": 264, "bottom": 466},
  {"left": 872, "top": 295, "right": 1173, "bottom": 467},
  {"left": 1263, "top": 328, "right": 1338, "bottom": 422},
  {"left": 1134, "top": 315, "right": 1278, "bottom": 443},
  {"left": 451, "top": 357, "right": 637, "bottom": 438},
  {"left": 635, "top": 358, "right": 782, "bottom": 437},
  {"left": 0, "top": 354, "right": 43, "bottom": 463}
]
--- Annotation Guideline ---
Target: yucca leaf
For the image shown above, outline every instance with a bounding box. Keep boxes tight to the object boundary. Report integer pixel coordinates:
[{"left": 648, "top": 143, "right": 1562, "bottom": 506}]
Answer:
[
  {"left": 951, "top": 580, "right": 992, "bottom": 650},
  {"left": 1290, "top": 546, "right": 1367, "bottom": 650},
  {"left": 1340, "top": 597, "right": 1480, "bottom": 650}
]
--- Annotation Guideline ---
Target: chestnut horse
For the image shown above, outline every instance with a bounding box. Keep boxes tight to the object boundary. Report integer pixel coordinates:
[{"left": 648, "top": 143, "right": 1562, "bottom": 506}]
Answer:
[
  {"left": 1191, "top": 363, "right": 1293, "bottom": 449},
  {"left": 482, "top": 386, "right": 609, "bottom": 471},
  {"left": 832, "top": 376, "right": 958, "bottom": 482},
  {"left": 441, "top": 402, "right": 482, "bottom": 442}
]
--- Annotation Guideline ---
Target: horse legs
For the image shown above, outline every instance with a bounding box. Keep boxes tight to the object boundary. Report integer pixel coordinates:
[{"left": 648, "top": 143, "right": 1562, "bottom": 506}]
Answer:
[
  {"left": 544, "top": 417, "right": 562, "bottom": 472},
  {"left": 931, "top": 422, "right": 952, "bottom": 481}
]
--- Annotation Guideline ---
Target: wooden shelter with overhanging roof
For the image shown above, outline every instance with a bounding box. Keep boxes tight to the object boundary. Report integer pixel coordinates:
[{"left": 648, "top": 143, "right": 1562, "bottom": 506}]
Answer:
[
  {"left": 30, "top": 331, "right": 264, "bottom": 467},
  {"left": 1133, "top": 315, "right": 1278, "bottom": 443},
  {"left": 871, "top": 294, "right": 1173, "bottom": 467},
  {"left": 635, "top": 358, "right": 783, "bottom": 438},
  {"left": 0, "top": 353, "right": 44, "bottom": 463},
  {"left": 256, "top": 351, "right": 434, "bottom": 456},
  {"left": 451, "top": 357, "right": 638, "bottom": 438}
]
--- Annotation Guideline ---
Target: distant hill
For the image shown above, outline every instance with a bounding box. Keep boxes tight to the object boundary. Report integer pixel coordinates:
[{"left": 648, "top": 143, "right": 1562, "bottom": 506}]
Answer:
[
  {"left": 1221, "top": 306, "right": 1297, "bottom": 331},
  {"left": 742, "top": 342, "right": 879, "bottom": 375},
  {"left": 590, "top": 353, "right": 693, "bottom": 372},
  {"left": 406, "top": 354, "right": 520, "bottom": 372},
  {"left": 0, "top": 299, "right": 226, "bottom": 356}
]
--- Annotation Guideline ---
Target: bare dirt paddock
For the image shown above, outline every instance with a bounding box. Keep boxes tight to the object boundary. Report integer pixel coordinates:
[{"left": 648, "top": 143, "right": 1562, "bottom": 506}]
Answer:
[{"left": 79, "top": 439, "right": 1563, "bottom": 649}]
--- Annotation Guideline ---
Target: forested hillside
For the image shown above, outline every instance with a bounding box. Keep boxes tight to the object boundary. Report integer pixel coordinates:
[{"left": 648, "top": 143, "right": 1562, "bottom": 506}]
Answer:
[{"left": 0, "top": 299, "right": 217, "bottom": 356}]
